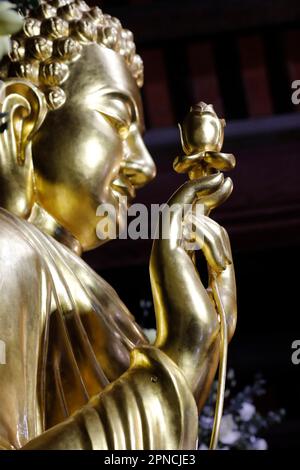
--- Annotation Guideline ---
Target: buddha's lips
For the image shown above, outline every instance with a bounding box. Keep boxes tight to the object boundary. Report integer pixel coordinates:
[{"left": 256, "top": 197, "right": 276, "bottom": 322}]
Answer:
[{"left": 111, "top": 175, "right": 136, "bottom": 201}]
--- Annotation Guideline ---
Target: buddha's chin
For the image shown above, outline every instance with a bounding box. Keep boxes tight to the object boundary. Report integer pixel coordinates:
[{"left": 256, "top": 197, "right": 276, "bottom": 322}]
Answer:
[
  {"left": 112, "top": 187, "right": 132, "bottom": 229},
  {"left": 88, "top": 199, "right": 129, "bottom": 250}
]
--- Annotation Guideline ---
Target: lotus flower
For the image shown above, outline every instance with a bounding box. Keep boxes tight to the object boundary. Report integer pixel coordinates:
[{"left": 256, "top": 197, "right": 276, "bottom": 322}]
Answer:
[{"left": 0, "top": 1, "right": 23, "bottom": 61}]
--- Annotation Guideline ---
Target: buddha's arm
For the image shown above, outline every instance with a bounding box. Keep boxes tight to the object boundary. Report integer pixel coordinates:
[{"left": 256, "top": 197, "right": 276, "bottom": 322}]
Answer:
[
  {"left": 0, "top": 212, "right": 49, "bottom": 449},
  {"left": 22, "top": 346, "right": 198, "bottom": 450},
  {"left": 0, "top": 215, "right": 197, "bottom": 451},
  {"left": 150, "top": 173, "right": 237, "bottom": 408}
]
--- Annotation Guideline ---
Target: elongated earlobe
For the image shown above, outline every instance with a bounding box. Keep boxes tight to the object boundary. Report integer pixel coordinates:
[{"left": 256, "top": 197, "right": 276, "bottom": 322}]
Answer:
[{"left": 0, "top": 79, "right": 47, "bottom": 218}]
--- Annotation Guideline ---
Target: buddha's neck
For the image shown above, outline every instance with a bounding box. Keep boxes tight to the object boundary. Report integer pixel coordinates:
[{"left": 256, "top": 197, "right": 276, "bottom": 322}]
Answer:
[{"left": 28, "top": 203, "right": 82, "bottom": 257}]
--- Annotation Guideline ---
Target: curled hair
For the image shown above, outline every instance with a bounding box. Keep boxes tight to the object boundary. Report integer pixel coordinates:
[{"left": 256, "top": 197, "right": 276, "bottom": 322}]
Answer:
[{"left": 0, "top": 0, "right": 144, "bottom": 110}]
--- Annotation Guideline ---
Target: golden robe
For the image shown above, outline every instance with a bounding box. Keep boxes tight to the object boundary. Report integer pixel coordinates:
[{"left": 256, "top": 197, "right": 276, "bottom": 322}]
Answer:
[{"left": 0, "top": 208, "right": 198, "bottom": 450}]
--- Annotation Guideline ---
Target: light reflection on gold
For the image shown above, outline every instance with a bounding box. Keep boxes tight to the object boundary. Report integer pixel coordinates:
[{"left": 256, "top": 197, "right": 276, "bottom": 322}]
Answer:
[{"left": 0, "top": 2, "right": 236, "bottom": 450}]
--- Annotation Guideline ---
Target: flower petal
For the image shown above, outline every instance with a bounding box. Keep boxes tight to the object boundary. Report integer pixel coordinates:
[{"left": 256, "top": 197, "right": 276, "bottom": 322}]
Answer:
[
  {"left": 143, "top": 328, "right": 157, "bottom": 344},
  {"left": 219, "top": 415, "right": 241, "bottom": 445},
  {"left": 239, "top": 402, "right": 256, "bottom": 422},
  {"left": 0, "top": 9, "right": 23, "bottom": 35},
  {"left": 0, "top": 2, "right": 17, "bottom": 13},
  {"left": 253, "top": 439, "right": 268, "bottom": 450},
  {"left": 0, "top": 35, "right": 10, "bottom": 61}
]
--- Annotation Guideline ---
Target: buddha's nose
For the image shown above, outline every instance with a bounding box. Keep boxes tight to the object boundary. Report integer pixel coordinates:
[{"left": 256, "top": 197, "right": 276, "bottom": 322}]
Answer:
[{"left": 121, "top": 124, "right": 157, "bottom": 188}]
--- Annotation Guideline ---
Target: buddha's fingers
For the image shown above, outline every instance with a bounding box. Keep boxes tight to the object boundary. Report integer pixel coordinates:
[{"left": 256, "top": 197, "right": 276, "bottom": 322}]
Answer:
[
  {"left": 185, "top": 214, "right": 231, "bottom": 273},
  {"left": 208, "top": 228, "right": 237, "bottom": 343},
  {"left": 204, "top": 152, "right": 236, "bottom": 172},
  {"left": 195, "top": 177, "right": 233, "bottom": 214},
  {"left": 169, "top": 172, "right": 224, "bottom": 208},
  {"left": 184, "top": 213, "right": 237, "bottom": 342},
  {"left": 191, "top": 191, "right": 237, "bottom": 342}
]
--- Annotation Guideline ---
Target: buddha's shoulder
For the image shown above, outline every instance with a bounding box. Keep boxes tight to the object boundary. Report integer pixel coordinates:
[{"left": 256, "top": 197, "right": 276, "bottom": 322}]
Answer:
[
  {"left": 0, "top": 208, "right": 113, "bottom": 295},
  {"left": 0, "top": 208, "right": 53, "bottom": 266}
]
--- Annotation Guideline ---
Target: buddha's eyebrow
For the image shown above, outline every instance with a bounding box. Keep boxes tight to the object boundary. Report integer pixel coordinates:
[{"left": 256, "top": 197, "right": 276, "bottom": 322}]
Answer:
[
  {"left": 91, "top": 88, "right": 144, "bottom": 132},
  {"left": 91, "top": 87, "right": 135, "bottom": 112},
  {"left": 108, "top": 92, "right": 137, "bottom": 120}
]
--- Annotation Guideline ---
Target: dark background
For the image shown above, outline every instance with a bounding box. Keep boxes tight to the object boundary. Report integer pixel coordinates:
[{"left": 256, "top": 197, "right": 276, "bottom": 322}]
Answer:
[{"left": 83, "top": 0, "right": 300, "bottom": 449}]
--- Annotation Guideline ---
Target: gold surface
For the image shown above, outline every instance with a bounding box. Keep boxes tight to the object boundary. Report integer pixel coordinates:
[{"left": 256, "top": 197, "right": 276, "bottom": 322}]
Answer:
[{"left": 0, "top": 1, "right": 237, "bottom": 450}]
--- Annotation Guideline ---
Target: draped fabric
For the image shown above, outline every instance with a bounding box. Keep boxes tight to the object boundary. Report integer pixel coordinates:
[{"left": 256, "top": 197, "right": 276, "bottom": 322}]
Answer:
[
  {"left": 0, "top": 208, "right": 146, "bottom": 448},
  {"left": 24, "top": 346, "right": 198, "bottom": 450},
  {"left": 0, "top": 208, "right": 198, "bottom": 450}
]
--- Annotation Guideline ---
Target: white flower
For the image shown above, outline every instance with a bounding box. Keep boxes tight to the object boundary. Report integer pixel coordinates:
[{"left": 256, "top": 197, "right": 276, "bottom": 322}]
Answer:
[
  {"left": 199, "top": 444, "right": 208, "bottom": 450},
  {"left": 0, "top": 34, "right": 9, "bottom": 60},
  {"left": 200, "top": 415, "right": 214, "bottom": 430},
  {"left": 252, "top": 438, "right": 268, "bottom": 450},
  {"left": 0, "top": 2, "right": 23, "bottom": 61},
  {"left": 143, "top": 328, "right": 156, "bottom": 344},
  {"left": 239, "top": 402, "right": 256, "bottom": 422},
  {"left": 219, "top": 414, "right": 241, "bottom": 445}
]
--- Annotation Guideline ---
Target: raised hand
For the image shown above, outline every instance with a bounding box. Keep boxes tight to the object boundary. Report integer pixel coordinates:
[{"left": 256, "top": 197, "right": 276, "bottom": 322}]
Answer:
[{"left": 150, "top": 103, "right": 237, "bottom": 409}]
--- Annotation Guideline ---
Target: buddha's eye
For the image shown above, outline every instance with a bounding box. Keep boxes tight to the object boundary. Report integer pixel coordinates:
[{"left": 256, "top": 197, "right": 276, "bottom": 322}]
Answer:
[
  {"left": 102, "top": 113, "right": 130, "bottom": 140},
  {"left": 94, "top": 94, "right": 133, "bottom": 140}
]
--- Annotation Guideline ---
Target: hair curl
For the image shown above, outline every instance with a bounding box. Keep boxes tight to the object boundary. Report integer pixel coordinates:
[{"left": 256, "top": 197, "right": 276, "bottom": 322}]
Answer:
[{"left": 0, "top": 0, "right": 144, "bottom": 110}]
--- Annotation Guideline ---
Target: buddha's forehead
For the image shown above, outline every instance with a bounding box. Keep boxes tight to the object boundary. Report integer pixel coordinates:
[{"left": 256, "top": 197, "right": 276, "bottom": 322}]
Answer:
[{"left": 63, "top": 43, "right": 144, "bottom": 126}]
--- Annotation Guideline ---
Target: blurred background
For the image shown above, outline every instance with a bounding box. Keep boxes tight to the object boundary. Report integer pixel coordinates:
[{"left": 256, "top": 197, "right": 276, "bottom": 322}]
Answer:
[{"left": 83, "top": 0, "right": 300, "bottom": 449}]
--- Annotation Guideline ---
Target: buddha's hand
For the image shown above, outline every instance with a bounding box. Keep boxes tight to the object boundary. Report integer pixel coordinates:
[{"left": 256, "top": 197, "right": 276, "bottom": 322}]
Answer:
[{"left": 150, "top": 172, "right": 237, "bottom": 400}]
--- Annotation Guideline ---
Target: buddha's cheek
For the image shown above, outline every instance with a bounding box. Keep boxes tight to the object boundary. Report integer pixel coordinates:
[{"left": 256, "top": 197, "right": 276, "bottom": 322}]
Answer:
[{"left": 31, "top": 109, "right": 125, "bottom": 249}]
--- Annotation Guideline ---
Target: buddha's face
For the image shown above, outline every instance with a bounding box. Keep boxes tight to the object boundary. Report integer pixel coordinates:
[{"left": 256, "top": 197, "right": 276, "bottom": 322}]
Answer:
[{"left": 31, "top": 43, "right": 156, "bottom": 251}]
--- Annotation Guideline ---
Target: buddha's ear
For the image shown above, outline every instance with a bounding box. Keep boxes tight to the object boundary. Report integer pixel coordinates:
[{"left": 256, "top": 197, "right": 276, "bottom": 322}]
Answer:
[
  {"left": 0, "top": 79, "right": 47, "bottom": 163},
  {"left": 0, "top": 79, "right": 47, "bottom": 218}
]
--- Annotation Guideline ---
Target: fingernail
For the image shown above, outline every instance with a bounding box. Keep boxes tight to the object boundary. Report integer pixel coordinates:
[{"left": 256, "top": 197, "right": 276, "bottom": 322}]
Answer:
[{"left": 213, "top": 172, "right": 224, "bottom": 183}]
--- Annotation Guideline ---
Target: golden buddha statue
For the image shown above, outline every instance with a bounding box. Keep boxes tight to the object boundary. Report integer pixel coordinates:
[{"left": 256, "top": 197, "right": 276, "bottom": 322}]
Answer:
[{"left": 0, "top": 0, "right": 237, "bottom": 450}]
